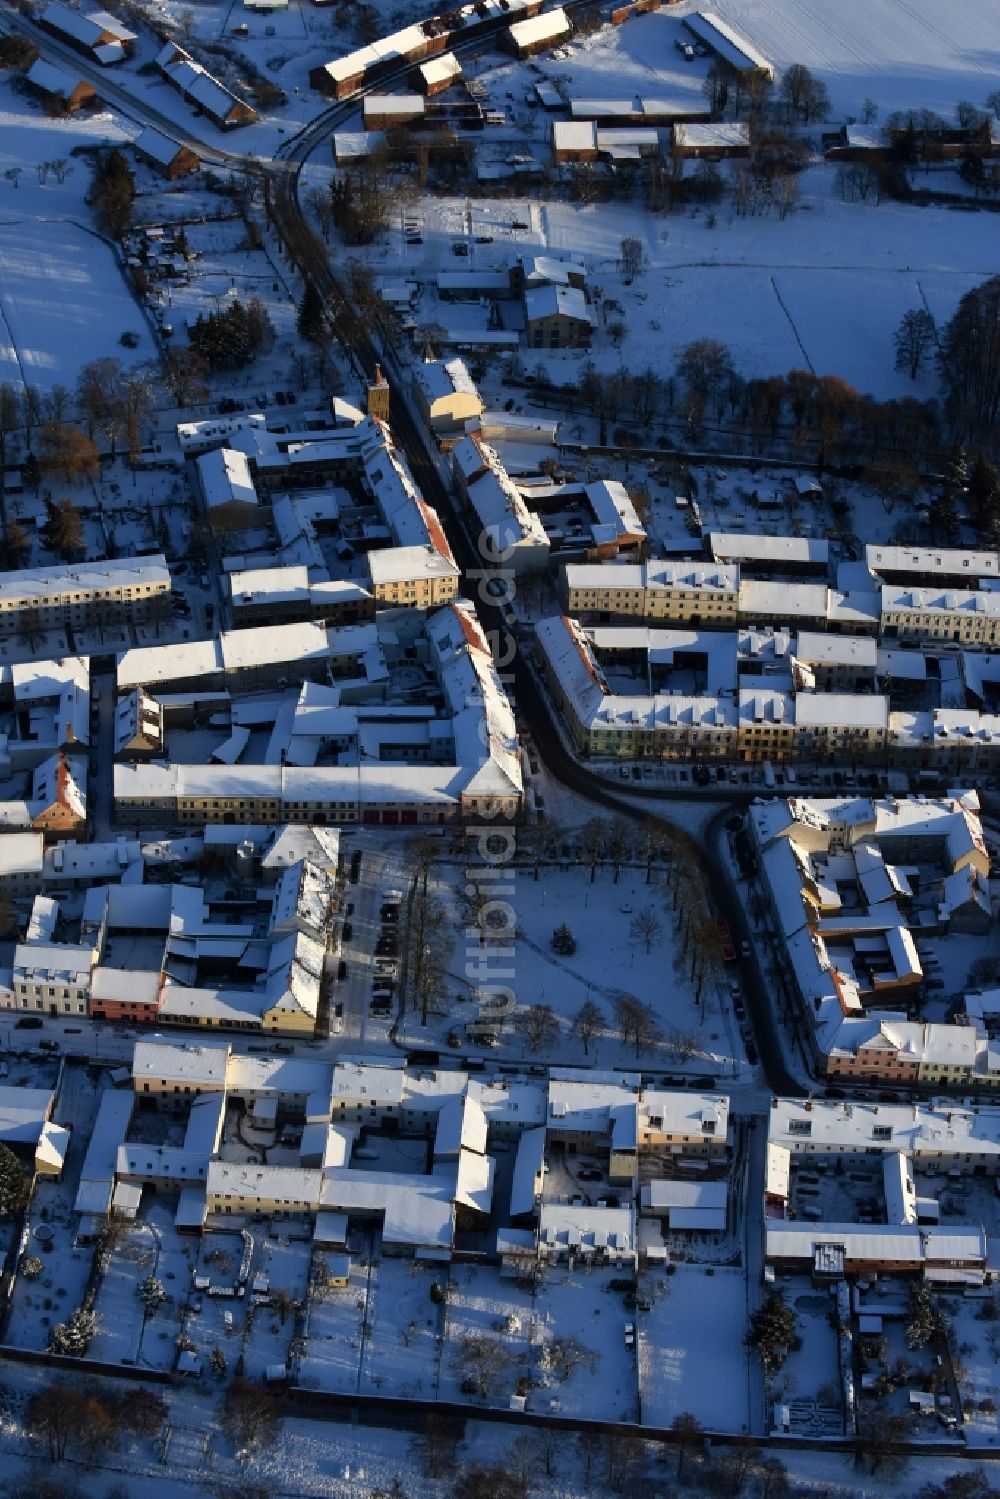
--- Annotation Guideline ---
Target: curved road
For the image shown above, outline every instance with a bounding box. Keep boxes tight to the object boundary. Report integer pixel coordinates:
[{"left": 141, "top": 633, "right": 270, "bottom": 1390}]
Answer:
[{"left": 261, "top": 65, "right": 808, "bottom": 1098}]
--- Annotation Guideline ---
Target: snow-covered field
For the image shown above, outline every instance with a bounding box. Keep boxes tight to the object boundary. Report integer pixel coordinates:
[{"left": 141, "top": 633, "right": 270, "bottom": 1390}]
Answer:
[
  {"left": 0, "top": 218, "right": 157, "bottom": 391},
  {"left": 710, "top": 0, "right": 1000, "bottom": 119},
  {"left": 390, "top": 180, "right": 998, "bottom": 400},
  {"left": 638, "top": 1264, "right": 749, "bottom": 1431}
]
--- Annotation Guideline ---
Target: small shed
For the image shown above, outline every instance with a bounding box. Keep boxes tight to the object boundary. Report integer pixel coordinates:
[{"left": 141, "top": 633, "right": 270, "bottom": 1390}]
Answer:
[
  {"left": 26, "top": 58, "right": 96, "bottom": 112},
  {"left": 794, "top": 474, "right": 823, "bottom": 499},
  {"left": 134, "top": 125, "right": 199, "bottom": 180},
  {"left": 325, "top": 1252, "right": 351, "bottom": 1287}
]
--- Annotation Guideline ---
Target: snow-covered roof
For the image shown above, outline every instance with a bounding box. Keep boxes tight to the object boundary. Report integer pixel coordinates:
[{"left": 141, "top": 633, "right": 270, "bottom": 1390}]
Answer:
[
  {"left": 0, "top": 554, "right": 169, "bottom": 605},
  {"left": 538, "top": 1200, "right": 635, "bottom": 1255},
  {"left": 197, "top": 447, "right": 258, "bottom": 509},
  {"left": 674, "top": 121, "right": 750, "bottom": 150},
  {"left": 41, "top": 1, "right": 135, "bottom": 48},
  {"left": 133, "top": 1039, "right": 230, "bottom": 1088},
  {"left": 881, "top": 584, "right": 1000, "bottom": 619},
  {"left": 684, "top": 10, "right": 772, "bottom": 75},
  {"left": 366, "top": 545, "right": 460, "bottom": 585},
  {"left": 0, "top": 832, "right": 44, "bottom": 876},
  {"left": 524, "top": 282, "right": 594, "bottom": 327},
  {"left": 866, "top": 545, "right": 999, "bottom": 581},
  {"left": 134, "top": 126, "right": 193, "bottom": 168},
  {"left": 0, "top": 1085, "right": 54, "bottom": 1143},
  {"left": 710, "top": 532, "right": 828, "bottom": 567},
  {"left": 26, "top": 58, "right": 88, "bottom": 97},
  {"left": 553, "top": 120, "right": 597, "bottom": 153},
  {"left": 509, "top": 7, "right": 570, "bottom": 49},
  {"left": 418, "top": 52, "right": 461, "bottom": 87},
  {"left": 765, "top": 1220, "right": 985, "bottom": 1267}
]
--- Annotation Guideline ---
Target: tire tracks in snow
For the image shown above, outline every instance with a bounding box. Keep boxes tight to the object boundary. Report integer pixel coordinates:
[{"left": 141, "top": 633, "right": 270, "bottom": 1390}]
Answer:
[{"left": 769, "top": 275, "right": 815, "bottom": 373}]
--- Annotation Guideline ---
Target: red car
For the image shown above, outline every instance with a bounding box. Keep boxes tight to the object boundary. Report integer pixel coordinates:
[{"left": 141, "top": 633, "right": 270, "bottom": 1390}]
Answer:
[{"left": 716, "top": 919, "right": 737, "bottom": 963}]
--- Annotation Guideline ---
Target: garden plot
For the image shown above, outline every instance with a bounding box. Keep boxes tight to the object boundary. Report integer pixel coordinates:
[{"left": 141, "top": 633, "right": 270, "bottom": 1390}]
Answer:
[
  {"left": 855, "top": 1307, "right": 948, "bottom": 1442},
  {"left": 6, "top": 1222, "right": 92, "bottom": 1353},
  {"left": 297, "top": 1260, "right": 367, "bottom": 1393},
  {"left": 439, "top": 1262, "right": 535, "bottom": 1408},
  {"left": 532, "top": 1265, "right": 638, "bottom": 1421},
  {"left": 948, "top": 1290, "right": 1000, "bottom": 1448},
  {"left": 89, "top": 1220, "right": 162, "bottom": 1366},
  {"left": 638, "top": 1264, "right": 749, "bottom": 1432},
  {"left": 358, "top": 1257, "right": 444, "bottom": 1400},
  {"left": 772, "top": 1284, "right": 843, "bottom": 1436},
  {"left": 243, "top": 1235, "right": 312, "bottom": 1381}
]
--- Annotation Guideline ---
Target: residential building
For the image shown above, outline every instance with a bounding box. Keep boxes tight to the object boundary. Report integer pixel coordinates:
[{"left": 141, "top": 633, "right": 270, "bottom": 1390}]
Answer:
[
  {"left": 155, "top": 41, "right": 257, "bottom": 128},
  {"left": 411, "top": 358, "right": 483, "bottom": 433},
  {"left": 0, "top": 555, "right": 170, "bottom": 637},
  {"left": 25, "top": 58, "right": 97, "bottom": 111}
]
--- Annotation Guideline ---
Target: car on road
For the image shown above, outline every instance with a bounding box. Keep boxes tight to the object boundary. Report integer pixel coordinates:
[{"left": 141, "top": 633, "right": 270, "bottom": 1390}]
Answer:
[
  {"left": 336, "top": 959, "right": 347, "bottom": 981},
  {"left": 739, "top": 939, "right": 752, "bottom": 960},
  {"left": 15, "top": 1016, "right": 43, "bottom": 1029},
  {"left": 716, "top": 919, "right": 736, "bottom": 962}
]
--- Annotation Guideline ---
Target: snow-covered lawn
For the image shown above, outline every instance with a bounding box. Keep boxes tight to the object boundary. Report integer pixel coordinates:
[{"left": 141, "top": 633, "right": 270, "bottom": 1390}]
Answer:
[
  {"left": 943, "top": 1291, "right": 1000, "bottom": 1450},
  {"left": 533, "top": 1265, "right": 639, "bottom": 1420},
  {"left": 243, "top": 1236, "right": 312, "bottom": 1381},
  {"left": 439, "top": 1262, "right": 535, "bottom": 1407},
  {"left": 90, "top": 1220, "right": 160, "bottom": 1366},
  {"left": 638, "top": 1264, "right": 749, "bottom": 1432},
  {"left": 774, "top": 1284, "right": 843, "bottom": 1434},
  {"left": 359, "top": 1257, "right": 444, "bottom": 1399},
  {"left": 298, "top": 1261, "right": 367, "bottom": 1393},
  {"left": 429, "top": 857, "right": 741, "bottom": 1073}
]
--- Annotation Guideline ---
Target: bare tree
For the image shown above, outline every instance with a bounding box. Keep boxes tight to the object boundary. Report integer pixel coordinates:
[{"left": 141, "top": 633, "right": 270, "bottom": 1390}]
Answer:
[
  {"left": 38, "top": 422, "right": 99, "bottom": 482},
  {"left": 894, "top": 308, "right": 936, "bottom": 380},
  {"left": 613, "top": 992, "right": 662, "bottom": 1055},
  {"left": 665, "top": 1027, "right": 699, "bottom": 1062},
  {"left": 0, "top": 382, "right": 20, "bottom": 465},
  {"left": 419, "top": 1412, "right": 462, "bottom": 1480},
  {"left": 26, "top": 1383, "right": 80, "bottom": 1461},
  {"left": 579, "top": 817, "right": 608, "bottom": 883},
  {"left": 630, "top": 906, "right": 662, "bottom": 954},
  {"left": 451, "top": 1467, "right": 527, "bottom": 1499},
  {"left": 619, "top": 236, "right": 644, "bottom": 281},
  {"left": 515, "top": 1002, "right": 559, "bottom": 1053},
  {"left": 220, "top": 1379, "right": 280, "bottom": 1451},
  {"left": 607, "top": 815, "right": 632, "bottom": 884},
  {"left": 454, "top": 1332, "right": 513, "bottom": 1399},
  {"left": 671, "top": 1411, "right": 705, "bottom": 1477},
  {"left": 116, "top": 1387, "right": 168, "bottom": 1438},
  {"left": 570, "top": 997, "right": 604, "bottom": 1055}
]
